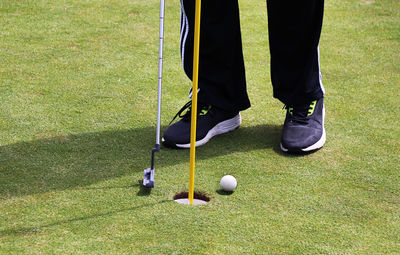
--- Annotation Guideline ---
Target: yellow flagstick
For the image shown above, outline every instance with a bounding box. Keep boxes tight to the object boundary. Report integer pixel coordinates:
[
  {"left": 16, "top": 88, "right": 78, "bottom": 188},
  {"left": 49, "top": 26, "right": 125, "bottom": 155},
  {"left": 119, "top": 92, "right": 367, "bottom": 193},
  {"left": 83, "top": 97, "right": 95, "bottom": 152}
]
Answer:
[{"left": 189, "top": 0, "right": 202, "bottom": 205}]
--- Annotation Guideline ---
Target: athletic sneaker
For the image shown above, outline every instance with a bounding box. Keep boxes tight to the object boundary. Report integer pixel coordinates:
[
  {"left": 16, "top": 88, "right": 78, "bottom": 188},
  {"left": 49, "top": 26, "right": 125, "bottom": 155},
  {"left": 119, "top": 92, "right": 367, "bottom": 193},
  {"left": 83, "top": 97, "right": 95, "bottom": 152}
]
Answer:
[
  {"left": 162, "top": 101, "right": 241, "bottom": 148},
  {"left": 280, "top": 98, "right": 326, "bottom": 153}
]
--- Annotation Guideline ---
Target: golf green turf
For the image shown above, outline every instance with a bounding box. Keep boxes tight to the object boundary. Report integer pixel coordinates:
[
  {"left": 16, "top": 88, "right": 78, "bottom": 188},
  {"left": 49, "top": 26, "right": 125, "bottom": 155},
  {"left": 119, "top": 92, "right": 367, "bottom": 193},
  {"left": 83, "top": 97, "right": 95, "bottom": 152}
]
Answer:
[{"left": 1, "top": 0, "right": 399, "bottom": 254}]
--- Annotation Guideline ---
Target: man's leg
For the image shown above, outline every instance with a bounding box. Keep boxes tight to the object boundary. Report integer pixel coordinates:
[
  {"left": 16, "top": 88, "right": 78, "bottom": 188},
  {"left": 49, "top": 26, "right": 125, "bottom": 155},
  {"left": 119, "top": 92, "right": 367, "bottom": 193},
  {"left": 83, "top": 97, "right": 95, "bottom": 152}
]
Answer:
[
  {"left": 162, "top": 0, "right": 249, "bottom": 148},
  {"left": 267, "top": 0, "right": 326, "bottom": 152},
  {"left": 180, "top": 0, "right": 250, "bottom": 112}
]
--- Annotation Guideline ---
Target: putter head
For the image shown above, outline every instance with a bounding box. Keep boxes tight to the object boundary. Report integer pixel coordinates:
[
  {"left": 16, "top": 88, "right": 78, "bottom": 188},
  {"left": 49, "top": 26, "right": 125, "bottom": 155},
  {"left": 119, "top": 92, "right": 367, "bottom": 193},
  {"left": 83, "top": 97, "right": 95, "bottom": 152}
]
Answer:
[{"left": 143, "top": 168, "right": 155, "bottom": 188}]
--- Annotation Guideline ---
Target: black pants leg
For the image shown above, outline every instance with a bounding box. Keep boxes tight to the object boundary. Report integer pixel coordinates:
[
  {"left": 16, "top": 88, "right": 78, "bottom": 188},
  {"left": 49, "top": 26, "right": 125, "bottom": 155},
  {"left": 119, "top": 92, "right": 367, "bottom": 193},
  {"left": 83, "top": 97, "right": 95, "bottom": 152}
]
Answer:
[
  {"left": 180, "top": 0, "right": 325, "bottom": 110},
  {"left": 180, "top": 0, "right": 250, "bottom": 112},
  {"left": 267, "top": 0, "right": 325, "bottom": 106}
]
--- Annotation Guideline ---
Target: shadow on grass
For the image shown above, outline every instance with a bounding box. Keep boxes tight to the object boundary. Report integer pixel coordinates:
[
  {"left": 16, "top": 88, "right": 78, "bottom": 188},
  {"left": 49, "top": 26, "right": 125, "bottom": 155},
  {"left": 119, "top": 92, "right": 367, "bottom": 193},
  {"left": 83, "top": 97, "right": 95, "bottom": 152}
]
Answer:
[
  {"left": 78, "top": 180, "right": 151, "bottom": 196},
  {"left": 137, "top": 180, "right": 152, "bottom": 196},
  {"left": 0, "top": 124, "right": 280, "bottom": 199},
  {"left": 0, "top": 200, "right": 172, "bottom": 236},
  {"left": 272, "top": 145, "right": 323, "bottom": 157},
  {"left": 216, "top": 189, "right": 234, "bottom": 196}
]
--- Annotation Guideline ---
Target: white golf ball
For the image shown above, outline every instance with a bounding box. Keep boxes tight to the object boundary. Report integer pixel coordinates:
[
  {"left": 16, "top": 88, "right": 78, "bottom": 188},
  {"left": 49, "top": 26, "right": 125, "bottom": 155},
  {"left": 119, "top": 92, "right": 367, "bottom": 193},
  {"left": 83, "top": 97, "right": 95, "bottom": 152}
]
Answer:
[{"left": 220, "top": 175, "right": 237, "bottom": 192}]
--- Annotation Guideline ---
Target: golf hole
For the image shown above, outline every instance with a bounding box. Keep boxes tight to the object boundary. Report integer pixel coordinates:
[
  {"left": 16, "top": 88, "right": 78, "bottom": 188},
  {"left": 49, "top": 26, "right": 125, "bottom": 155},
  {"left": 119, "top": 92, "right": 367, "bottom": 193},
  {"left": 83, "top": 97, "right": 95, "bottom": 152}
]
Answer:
[{"left": 174, "top": 191, "right": 210, "bottom": 205}]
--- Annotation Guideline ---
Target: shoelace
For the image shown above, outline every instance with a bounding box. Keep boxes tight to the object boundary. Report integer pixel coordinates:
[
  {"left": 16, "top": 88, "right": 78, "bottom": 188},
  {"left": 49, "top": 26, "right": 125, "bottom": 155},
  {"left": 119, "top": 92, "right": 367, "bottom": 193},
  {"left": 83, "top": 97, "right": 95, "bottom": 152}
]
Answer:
[
  {"left": 284, "top": 103, "right": 313, "bottom": 125},
  {"left": 168, "top": 101, "right": 211, "bottom": 125}
]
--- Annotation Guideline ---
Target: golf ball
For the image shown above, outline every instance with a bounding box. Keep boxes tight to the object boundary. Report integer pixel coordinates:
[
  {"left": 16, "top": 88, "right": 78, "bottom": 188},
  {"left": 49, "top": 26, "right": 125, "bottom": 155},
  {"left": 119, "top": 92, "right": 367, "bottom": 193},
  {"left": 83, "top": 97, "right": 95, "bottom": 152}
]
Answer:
[{"left": 220, "top": 175, "right": 237, "bottom": 192}]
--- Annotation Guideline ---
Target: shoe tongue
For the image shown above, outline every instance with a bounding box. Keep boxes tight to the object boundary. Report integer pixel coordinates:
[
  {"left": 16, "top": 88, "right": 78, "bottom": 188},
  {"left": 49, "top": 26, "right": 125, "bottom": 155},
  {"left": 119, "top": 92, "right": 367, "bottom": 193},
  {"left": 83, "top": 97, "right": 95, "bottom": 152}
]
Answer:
[
  {"left": 289, "top": 103, "right": 310, "bottom": 124},
  {"left": 181, "top": 102, "right": 210, "bottom": 122},
  {"left": 292, "top": 104, "right": 309, "bottom": 117},
  {"left": 294, "top": 108, "right": 308, "bottom": 118}
]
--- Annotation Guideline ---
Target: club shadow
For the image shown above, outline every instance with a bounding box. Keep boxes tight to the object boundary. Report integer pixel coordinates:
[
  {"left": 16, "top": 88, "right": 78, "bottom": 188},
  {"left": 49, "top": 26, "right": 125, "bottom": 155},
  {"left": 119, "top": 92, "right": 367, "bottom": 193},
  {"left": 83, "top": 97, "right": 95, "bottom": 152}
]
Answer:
[{"left": 137, "top": 180, "right": 152, "bottom": 196}]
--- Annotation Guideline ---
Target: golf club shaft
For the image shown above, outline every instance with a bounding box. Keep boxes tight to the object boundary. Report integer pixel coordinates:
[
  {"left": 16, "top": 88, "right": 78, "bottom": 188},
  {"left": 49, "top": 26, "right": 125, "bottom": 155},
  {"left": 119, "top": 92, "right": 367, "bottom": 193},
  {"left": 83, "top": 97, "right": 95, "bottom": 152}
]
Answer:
[
  {"left": 149, "top": 0, "right": 165, "bottom": 170},
  {"left": 155, "top": 0, "right": 165, "bottom": 146},
  {"left": 143, "top": 0, "right": 165, "bottom": 188}
]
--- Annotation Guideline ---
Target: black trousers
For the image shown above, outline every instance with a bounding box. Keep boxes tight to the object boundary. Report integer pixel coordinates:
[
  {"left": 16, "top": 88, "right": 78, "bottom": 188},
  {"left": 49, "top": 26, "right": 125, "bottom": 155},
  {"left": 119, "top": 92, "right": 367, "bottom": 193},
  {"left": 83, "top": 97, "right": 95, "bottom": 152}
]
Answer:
[{"left": 180, "top": 0, "right": 325, "bottom": 112}]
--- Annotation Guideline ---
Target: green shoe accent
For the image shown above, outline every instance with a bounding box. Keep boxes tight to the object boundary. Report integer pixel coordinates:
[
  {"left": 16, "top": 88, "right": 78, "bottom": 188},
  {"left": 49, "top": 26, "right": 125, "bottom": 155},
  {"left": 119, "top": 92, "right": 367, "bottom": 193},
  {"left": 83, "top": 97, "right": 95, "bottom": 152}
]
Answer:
[
  {"left": 288, "top": 107, "right": 294, "bottom": 115},
  {"left": 200, "top": 105, "right": 211, "bottom": 116},
  {"left": 307, "top": 100, "right": 317, "bottom": 116}
]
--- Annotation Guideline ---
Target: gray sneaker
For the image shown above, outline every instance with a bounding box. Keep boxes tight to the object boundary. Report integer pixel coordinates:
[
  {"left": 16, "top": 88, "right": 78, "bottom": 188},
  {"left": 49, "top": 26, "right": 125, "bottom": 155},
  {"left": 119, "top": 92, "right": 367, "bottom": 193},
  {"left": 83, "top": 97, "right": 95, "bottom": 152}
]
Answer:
[{"left": 280, "top": 98, "right": 326, "bottom": 153}]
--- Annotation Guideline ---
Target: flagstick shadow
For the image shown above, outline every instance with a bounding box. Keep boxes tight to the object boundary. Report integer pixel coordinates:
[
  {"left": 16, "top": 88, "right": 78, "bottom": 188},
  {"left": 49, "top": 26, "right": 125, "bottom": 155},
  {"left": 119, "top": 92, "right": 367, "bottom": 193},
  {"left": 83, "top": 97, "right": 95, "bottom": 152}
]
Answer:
[{"left": 0, "top": 200, "right": 171, "bottom": 236}]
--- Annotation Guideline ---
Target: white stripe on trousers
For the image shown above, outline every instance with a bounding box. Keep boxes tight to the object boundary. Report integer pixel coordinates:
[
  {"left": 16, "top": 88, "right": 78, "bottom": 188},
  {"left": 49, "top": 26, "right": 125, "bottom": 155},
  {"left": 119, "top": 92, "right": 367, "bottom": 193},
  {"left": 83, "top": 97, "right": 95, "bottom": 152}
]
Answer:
[
  {"left": 180, "top": 0, "right": 189, "bottom": 72},
  {"left": 317, "top": 45, "right": 325, "bottom": 95}
]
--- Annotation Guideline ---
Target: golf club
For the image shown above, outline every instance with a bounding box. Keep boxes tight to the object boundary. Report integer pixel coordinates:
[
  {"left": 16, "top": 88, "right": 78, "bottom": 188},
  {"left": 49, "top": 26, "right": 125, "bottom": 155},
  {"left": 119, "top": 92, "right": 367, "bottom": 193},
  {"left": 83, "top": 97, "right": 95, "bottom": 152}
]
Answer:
[{"left": 143, "top": 0, "right": 165, "bottom": 188}]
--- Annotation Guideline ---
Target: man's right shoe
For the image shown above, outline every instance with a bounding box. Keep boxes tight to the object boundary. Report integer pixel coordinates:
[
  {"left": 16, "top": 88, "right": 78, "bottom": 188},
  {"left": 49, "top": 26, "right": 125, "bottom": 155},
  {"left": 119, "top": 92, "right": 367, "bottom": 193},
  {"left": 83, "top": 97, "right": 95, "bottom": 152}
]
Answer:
[
  {"left": 280, "top": 98, "right": 326, "bottom": 153},
  {"left": 162, "top": 101, "right": 241, "bottom": 148}
]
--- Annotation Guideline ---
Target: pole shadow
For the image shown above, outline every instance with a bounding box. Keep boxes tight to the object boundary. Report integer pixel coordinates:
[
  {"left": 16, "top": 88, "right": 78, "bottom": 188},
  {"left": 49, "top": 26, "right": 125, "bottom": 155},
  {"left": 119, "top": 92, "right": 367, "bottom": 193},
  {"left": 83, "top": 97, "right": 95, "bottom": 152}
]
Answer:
[{"left": 0, "top": 200, "right": 171, "bottom": 236}]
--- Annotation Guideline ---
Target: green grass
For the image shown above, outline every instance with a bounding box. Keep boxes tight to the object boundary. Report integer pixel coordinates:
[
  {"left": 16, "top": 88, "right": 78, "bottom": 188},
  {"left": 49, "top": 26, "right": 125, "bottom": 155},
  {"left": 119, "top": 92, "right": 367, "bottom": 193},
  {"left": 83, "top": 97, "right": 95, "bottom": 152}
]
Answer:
[{"left": 1, "top": 0, "right": 399, "bottom": 254}]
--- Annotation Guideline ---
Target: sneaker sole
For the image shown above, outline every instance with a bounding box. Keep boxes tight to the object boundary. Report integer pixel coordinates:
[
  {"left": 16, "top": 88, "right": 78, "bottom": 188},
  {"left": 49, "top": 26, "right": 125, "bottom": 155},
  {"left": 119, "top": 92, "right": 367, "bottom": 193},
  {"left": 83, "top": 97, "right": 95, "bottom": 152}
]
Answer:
[
  {"left": 162, "top": 113, "right": 241, "bottom": 149},
  {"left": 280, "top": 107, "right": 326, "bottom": 153}
]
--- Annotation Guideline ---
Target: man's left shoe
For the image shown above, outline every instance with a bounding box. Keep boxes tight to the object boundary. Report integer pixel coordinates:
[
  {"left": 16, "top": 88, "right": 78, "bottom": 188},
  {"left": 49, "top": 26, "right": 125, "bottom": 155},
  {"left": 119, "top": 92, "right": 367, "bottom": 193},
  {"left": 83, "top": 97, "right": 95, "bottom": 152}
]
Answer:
[
  {"left": 280, "top": 98, "right": 326, "bottom": 153},
  {"left": 162, "top": 101, "right": 241, "bottom": 148}
]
